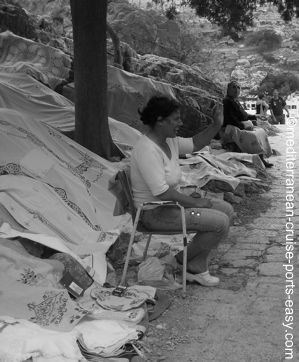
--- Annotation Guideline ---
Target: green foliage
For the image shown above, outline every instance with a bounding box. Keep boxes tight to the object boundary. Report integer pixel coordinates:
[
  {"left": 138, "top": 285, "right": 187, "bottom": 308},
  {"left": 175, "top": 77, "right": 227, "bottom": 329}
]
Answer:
[
  {"left": 187, "top": 0, "right": 257, "bottom": 37},
  {"left": 152, "top": 1, "right": 299, "bottom": 38},
  {"left": 245, "top": 29, "right": 282, "bottom": 53},
  {"left": 258, "top": 72, "right": 299, "bottom": 97}
]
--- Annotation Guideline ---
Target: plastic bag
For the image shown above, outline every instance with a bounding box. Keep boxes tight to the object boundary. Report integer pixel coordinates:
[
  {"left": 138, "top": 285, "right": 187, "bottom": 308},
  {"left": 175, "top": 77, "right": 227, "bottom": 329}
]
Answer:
[{"left": 137, "top": 257, "right": 165, "bottom": 282}]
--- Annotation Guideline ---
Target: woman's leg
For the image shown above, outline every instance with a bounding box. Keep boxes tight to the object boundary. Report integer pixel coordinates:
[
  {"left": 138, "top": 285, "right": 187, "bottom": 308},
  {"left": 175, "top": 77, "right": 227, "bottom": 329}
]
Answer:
[
  {"left": 140, "top": 206, "right": 230, "bottom": 273},
  {"left": 208, "top": 198, "right": 234, "bottom": 223}
]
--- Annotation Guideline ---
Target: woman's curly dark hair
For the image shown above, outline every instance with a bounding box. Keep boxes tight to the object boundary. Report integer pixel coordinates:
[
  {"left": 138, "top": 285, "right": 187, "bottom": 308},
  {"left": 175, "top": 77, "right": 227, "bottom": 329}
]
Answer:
[{"left": 138, "top": 96, "right": 180, "bottom": 128}]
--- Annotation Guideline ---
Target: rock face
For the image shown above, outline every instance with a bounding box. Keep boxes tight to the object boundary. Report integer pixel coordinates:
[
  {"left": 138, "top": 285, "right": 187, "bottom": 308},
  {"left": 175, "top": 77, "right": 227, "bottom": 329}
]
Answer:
[
  {"left": 0, "top": 2, "right": 37, "bottom": 40},
  {"left": 108, "top": 0, "right": 185, "bottom": 61},
  {"left": 108, "top": 0, "right": 165, "bottom": 56}
]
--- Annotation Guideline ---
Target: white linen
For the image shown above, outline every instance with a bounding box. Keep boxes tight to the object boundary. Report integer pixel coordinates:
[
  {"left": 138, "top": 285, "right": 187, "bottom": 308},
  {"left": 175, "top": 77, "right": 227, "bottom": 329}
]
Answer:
[
  {"left": 76, "top": 319, "right": 144, "bottom": 357},
  {"left": 0, "top": 316, "right": 83, "bottom": 362}
]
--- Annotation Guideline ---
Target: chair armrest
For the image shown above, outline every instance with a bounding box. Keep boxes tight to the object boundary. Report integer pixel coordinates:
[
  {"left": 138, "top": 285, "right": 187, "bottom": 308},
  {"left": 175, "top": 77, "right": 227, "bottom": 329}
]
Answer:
[{"left": 140, "top": 201, "right": 182, "bottom": 207}]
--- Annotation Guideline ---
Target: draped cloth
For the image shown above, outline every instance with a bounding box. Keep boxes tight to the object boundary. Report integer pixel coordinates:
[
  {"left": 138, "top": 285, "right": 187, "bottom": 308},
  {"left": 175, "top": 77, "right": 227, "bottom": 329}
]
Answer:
[
  {"left": 0, "top": 31, "right": 72, "bottom": 89},
  {"left": 221, "top": 125, "right": 272, "bottom": 157},
  {"left": 222, "top": 95, "right": 272, "bottom": 157}
]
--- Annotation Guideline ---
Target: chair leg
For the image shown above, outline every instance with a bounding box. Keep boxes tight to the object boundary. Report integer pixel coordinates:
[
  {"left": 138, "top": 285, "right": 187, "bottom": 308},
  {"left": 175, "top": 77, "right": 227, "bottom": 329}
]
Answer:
[
  {"left": 180, "top": 206, "right": 188, "bottom": 298},
  {"left": 143, "top": 234, "right": 152, "bottom": 260},
  {"left": 120, "top": 207, "right": 142, "bottom": 286}
]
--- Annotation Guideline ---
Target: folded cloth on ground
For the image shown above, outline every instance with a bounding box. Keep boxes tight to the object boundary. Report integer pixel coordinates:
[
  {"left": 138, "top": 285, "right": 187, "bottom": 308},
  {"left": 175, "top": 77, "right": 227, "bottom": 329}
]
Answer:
[
  {"left": 88, "top": 307, "right": 146, "bottom": 324},
  {"left": 90, "top": 285, "right": 156, "bottom": 311},
  {"left": 0, "top": 316, "right": 83, "bottom": 362},
  {"left": 76, "top": 319, "right": 145, "bottom": 358}
]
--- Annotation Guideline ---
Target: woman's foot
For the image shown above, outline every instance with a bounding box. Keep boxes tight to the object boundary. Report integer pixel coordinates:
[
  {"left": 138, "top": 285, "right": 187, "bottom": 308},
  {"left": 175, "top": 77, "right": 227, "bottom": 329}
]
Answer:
[
  {"left": 192, "top": 271, "right": 220, "bottom": 287},
  {"left": 259, "top": 154, "right": 273, "bottom": 168}
]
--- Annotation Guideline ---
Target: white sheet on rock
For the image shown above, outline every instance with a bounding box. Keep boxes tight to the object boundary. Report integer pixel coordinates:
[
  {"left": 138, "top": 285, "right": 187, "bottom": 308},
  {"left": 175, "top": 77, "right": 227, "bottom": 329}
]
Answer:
[
  {"left": 0, "top": 107, "right": 133, "bottom": 287},
  {"left": 0, "top": 108, "right": 125, "bottom": 241},
  {"left": 0, "top": 71, "right": 142, "bottom": 146}
]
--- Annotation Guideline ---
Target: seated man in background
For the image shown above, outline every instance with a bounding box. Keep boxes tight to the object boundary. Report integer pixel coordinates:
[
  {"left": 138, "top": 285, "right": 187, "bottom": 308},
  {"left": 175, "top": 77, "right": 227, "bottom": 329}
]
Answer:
[{"left": 221, "top": 81, "right": 273, "bottom": 168}]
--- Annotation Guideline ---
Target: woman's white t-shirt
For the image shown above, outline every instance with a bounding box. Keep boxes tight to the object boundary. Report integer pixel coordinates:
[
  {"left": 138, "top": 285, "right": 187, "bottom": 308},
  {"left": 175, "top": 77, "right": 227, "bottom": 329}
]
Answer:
[{"left": 130, "top": 135, "right": 193, "bottom": 208}]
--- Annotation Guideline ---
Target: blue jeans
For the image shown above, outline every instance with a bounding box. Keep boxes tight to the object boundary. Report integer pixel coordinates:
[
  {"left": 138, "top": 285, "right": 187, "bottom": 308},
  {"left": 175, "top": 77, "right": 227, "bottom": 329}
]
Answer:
[{"left": 140, "top": 199, "right": 233, "bottom": 273}]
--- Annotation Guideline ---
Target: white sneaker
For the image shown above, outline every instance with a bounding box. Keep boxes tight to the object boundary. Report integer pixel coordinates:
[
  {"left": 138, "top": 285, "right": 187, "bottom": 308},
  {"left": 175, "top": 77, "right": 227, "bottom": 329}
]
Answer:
[{"left": 192, "top": 271, "right": 220, "bottom": 287}]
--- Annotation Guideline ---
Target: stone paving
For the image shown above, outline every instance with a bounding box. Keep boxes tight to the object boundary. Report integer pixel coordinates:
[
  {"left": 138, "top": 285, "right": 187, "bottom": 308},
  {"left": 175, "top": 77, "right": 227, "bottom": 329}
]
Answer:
[{"left": 146, "top": 123, "right": 299, "bottom": 361}]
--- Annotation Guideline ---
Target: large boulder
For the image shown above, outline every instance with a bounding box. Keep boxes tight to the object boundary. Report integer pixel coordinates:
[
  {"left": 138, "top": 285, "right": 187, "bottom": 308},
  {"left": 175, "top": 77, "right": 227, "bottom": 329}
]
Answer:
[
  {"left": 136, "top": 54, "right": 223, "bottom": 98},
  {"left": 108, "top": 0, "right": 184, "bottom": 61}
]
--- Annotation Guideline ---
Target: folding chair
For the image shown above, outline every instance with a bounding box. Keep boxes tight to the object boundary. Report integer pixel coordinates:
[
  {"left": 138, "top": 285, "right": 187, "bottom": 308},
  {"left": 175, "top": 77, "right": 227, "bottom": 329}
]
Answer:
[{"left": 116, "top": 169, "right": 197, "bottom": 298}]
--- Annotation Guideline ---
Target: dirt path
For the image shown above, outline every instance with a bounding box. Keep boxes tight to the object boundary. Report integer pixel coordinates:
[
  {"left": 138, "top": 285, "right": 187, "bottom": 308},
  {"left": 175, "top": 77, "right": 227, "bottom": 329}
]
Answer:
[{"left": 143, "top": 124, "right": 299, "bottom": 362}]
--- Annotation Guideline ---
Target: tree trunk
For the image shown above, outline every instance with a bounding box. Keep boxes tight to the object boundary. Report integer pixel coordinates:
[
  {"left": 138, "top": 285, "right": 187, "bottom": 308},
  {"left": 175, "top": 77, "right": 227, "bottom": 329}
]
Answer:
[
  {"left": 107, "top": 23, "right": 123, "bottom": 68},
  {"left": 70, "top": 0, "right": 122, "bottom": 159}
]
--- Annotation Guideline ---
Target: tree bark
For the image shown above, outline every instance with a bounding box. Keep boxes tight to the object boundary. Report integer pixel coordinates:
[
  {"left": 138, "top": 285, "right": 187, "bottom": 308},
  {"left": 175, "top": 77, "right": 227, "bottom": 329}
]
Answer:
[{"left": 70, "top": 0, "right": 122, "bottom": 159}]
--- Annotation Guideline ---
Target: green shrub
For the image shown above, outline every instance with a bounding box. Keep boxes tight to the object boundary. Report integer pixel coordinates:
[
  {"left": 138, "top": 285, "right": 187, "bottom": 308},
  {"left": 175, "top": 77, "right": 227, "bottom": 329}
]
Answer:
[{"left": 245, "top": 29, "right": 282, "bottom": 53}]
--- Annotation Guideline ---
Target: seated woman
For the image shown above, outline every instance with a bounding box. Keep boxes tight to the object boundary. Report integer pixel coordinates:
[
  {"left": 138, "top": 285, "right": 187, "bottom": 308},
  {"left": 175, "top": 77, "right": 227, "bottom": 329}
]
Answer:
[
  {"left": 222, "top": 81, "right": 273, "bottom": 168},
  {"left": 130, "top": 96, "right": 234, "bottom": 287}
]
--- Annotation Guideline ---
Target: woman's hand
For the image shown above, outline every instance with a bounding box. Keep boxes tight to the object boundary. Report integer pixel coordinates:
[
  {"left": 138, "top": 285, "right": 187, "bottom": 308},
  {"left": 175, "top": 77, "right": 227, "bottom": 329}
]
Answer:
[
  {"left": 192, "top": 104, "right": 223, "bottom": 152},
  {"left": 158, "top": 187, "right": 213, "bottom": 209}
]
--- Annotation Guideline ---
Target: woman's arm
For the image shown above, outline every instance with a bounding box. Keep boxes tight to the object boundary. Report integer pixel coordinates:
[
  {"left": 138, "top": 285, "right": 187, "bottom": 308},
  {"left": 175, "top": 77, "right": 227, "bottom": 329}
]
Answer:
[
  {"left": 157, "top": 187, "right": 212, "bottom": 208},
  {"left": 192, "top": 105, "right": 223, "bottom": 152}
]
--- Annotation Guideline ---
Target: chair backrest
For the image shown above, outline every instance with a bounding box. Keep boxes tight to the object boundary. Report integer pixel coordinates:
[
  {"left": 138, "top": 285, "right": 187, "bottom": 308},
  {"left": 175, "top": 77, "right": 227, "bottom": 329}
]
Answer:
[{"left": 116, "top": 168, "right": 137, "bottom": 221}]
